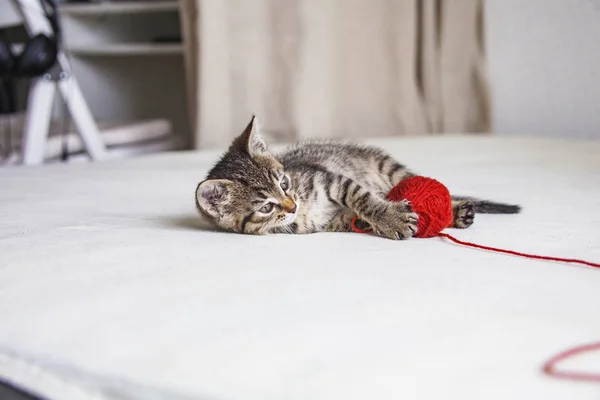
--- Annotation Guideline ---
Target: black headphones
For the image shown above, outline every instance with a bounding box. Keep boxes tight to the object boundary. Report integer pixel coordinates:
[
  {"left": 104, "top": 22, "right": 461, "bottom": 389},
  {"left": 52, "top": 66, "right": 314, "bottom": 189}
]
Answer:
[{"left": 0, "top": 0, "right": 60, "bottom": 78}]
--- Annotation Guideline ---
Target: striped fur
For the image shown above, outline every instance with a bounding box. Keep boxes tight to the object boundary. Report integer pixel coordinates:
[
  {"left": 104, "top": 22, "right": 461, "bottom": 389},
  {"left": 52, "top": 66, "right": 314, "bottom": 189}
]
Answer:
[{"left": 196, "top": 116, "right": 520, "bottom": 239}]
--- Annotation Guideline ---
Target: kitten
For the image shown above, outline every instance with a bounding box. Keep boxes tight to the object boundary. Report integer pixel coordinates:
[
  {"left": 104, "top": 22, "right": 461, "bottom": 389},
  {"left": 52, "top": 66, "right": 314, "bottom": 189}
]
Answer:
[{"left": 195, "top": 116, "right": 520, "bottom": 240}]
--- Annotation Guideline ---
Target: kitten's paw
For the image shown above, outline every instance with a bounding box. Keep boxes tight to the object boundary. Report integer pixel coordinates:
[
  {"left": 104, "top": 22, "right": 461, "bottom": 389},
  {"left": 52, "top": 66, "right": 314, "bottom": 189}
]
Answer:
[
  {"left": 454, "top": 200, "right": 475, "bottom": 229},
  {"left": 372, "top": 202, "right": 419, "bottom": 240}
]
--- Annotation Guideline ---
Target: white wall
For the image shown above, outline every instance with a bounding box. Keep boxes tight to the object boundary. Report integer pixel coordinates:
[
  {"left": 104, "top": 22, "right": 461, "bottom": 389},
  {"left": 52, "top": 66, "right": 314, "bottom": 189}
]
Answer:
[{"left": 486, "top": 0, "right": 600, "bottom": 138}]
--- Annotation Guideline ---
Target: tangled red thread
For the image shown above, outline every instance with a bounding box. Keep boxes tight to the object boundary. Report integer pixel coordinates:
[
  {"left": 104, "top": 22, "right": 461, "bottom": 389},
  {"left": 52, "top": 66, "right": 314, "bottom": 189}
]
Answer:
[{"left": 351, "top": 176, "right": 600, "bottom": 384}]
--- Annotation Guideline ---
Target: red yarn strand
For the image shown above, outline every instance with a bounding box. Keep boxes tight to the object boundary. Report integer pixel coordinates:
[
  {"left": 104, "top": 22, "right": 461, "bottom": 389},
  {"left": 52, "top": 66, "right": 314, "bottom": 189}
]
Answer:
[
  {"left": 438, "top": 233, "right": 600, "bottom": 269},
  {"left": 351, "top": 216, "right": 372, "bottom": 234},
  {"left": 350, "top": 176, "right": 599, "bottom": 268},
  {"left": 542, "top": 342, "right": 600, "bottom": 382},
  {"left": 350, "top": 221, "right": 599, "bottom": 269}
]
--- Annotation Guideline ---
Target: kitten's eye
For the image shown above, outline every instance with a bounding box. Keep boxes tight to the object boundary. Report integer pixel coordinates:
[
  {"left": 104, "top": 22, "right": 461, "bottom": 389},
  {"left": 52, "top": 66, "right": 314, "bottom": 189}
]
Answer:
[
  {"left": 259, "top": 202, "right": 275, "bottom": 214},
  {"left": 280, "top": 175, "right": 291, "bottom": 192}
]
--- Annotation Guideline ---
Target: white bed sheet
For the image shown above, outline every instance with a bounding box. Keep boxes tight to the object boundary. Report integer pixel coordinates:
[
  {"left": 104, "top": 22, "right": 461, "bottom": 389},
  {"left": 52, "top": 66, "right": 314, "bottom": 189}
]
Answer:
[{"left": 0, "top": 135, "right": 599, "bottom": 400}]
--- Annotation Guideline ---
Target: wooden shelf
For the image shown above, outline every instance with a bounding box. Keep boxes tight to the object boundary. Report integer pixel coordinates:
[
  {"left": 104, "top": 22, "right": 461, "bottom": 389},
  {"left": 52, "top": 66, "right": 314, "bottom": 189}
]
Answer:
[
  {"left": 68, "top": 43, "right": 184, "bottom": 56},
  {"left": 58, "top": 1, "right": 179, "bottom": 16}
]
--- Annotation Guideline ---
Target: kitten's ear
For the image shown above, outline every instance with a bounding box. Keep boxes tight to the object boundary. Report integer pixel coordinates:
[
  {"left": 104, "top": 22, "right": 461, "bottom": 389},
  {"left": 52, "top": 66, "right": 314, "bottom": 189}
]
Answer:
[
  {"left": 195, "top": 179, "right": 233, "bottom": 219},
  {"left": 232, "top": 115, "right": 268, "bottom": 157}
]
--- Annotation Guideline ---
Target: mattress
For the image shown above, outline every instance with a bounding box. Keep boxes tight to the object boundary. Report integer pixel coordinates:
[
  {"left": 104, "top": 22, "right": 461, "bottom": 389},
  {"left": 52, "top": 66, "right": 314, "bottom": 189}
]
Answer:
[{"left": 0, "top": 135, "right": 599, "bottom": 400}]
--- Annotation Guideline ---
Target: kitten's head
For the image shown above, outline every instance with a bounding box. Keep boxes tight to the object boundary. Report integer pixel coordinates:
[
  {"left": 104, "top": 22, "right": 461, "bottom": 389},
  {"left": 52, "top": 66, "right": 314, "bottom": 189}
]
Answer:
[{"left": 196, "top": 116, "right": 298, "bottom": 234}]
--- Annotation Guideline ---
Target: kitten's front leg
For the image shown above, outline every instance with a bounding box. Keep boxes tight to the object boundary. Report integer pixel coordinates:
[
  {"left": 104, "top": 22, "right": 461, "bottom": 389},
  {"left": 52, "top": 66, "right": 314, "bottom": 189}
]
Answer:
[{"left": 324, "top": 173, "right": 418, "bottom": 240}]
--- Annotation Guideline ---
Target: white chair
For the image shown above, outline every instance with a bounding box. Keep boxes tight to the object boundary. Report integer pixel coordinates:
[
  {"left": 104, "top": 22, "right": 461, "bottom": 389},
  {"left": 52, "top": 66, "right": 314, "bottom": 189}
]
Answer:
[{"left": 4, "top": 0, "right": 106, "bottom": 165}]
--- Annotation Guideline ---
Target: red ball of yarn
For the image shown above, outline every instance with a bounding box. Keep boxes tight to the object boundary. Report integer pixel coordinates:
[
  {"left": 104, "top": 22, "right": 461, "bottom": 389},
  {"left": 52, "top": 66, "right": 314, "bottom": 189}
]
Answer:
[{"left": 386, "top": 176, "right": 453, "bottom": 238}]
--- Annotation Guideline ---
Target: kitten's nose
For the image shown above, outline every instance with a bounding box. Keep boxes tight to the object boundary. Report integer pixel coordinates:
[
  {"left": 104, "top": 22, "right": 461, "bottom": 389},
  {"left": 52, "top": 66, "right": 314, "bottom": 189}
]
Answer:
[{"left": 282, "top": 199, "right": 297, "bottom": 214}]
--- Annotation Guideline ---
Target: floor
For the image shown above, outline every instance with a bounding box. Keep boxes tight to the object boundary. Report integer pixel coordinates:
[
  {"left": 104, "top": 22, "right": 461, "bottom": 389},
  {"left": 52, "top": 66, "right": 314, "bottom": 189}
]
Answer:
[{"left": 0, "top": 381, "right": 40, "bottom": 400}]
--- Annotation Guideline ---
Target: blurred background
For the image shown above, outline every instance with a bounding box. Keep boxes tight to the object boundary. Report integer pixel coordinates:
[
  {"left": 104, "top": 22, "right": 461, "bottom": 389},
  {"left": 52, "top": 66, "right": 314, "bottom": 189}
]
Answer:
[{"left": 0, "top": 0, "right": 599, "bottom": 167}]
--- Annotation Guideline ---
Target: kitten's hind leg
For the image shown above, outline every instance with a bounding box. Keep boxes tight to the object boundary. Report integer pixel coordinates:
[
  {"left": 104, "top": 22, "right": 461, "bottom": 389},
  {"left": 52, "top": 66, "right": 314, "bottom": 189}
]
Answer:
[
  {"left": 326, "top": 210, "right": 356, "bottom": 233},
  {"left": 326, "top": 210, "right": 380, "bottom": 233},
  {"left": 451, "top": 196, "right": 520, "bottom": 229},
  {"left": 452, "top": 199, "right": 475, "bottom": 229}
]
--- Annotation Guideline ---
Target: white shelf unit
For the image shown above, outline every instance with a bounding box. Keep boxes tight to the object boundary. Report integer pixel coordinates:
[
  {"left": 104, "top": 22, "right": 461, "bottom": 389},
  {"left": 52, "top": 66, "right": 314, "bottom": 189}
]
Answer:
[
  {"left": 68, "top": 43, "right": 184, "bottom": 56},
  {"left": 59, "top": 1, "right": 179, "bottom": 15},
  {"left": 58, "top": 0, "right": 191, "bottom": 151}
]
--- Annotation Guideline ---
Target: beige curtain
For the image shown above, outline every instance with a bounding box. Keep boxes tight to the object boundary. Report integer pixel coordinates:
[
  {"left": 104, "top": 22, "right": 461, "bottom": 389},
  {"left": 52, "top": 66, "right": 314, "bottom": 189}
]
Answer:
[{"left": 180, "top": 0, "right": 490, "bottom": 149}]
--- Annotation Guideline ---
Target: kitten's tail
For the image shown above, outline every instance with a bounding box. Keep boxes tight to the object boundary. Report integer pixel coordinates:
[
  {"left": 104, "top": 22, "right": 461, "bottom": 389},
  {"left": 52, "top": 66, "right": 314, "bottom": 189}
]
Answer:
[{"left": 453, "top": 196, "right": 521, "bottom": 214}]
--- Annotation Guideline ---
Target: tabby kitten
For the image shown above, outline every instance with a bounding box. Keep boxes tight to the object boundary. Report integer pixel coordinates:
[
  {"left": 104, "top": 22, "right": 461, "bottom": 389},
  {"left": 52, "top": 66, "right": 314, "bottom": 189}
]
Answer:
[{"left": 195, "top": 116, "right": 519, "bottom": 240}]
